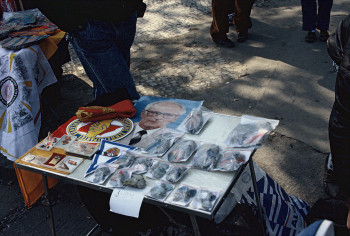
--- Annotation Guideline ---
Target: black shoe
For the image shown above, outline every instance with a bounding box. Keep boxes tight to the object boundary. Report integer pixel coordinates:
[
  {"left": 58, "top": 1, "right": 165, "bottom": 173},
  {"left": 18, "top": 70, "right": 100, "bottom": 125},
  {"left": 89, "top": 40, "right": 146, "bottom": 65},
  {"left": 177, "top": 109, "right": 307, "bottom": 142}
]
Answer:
[
  {"left": 323, "top": 154, "right": 341, "bottom": 199},
  {"left": 319, "top": 30, "right": 329, "bottom": 42},
  {"left": 305, "top": 31, "right": 316, "bottom": 43},
  {"left": 237, "top": 32, "right": 248, "bottom": 43},
  {"left": 213, "top": 37, "right": 235, "bottom": 48}
]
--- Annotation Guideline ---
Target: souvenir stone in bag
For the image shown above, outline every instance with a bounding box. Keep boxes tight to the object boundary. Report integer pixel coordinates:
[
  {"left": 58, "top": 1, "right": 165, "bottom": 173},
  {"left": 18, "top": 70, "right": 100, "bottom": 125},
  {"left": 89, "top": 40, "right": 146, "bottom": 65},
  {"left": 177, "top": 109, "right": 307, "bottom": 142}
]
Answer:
[
  {"left": 162, "top": 165, "right": 189, "bottom": 183},
  {"left": 163, "top": 138, "right": 198, "bottom": 163},
  {"left": 147, "top": 181, "right": 174, "bottom": 201},
  {"left": 146, "top": 160, "right": 170, "bottom": 179},
  {"left": 190, "top": 143, "right": 221, "bottom": 170},
  {"left": 107, "top": 169, "right": 132, "bottom": 188},
  {"left": 213, "top": 149, "right": 252, "bottom": 172},
  {"left": 225, "top": 115, "right": 279, "bottom": 148},
  {"left": 167, "top": 184, "right": 197, "bottom": 206},
  {"left": 143, "top": 128, "right": 183, "bottom": 156},
  {"left": 190, "top": 189, "right": 221, "bottom": 212},
  {"left": 130, "top": 157, "right": 154, "bottom": 174},
  {"left": 177, "top": 106, "right": 213, "bottom": 134}
]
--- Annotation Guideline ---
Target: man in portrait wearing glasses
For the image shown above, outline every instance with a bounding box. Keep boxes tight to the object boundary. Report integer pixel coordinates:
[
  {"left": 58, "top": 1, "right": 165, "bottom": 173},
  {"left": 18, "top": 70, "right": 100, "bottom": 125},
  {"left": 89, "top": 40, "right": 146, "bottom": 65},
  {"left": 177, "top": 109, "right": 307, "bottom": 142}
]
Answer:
[{"left": 119, "top": 101, "right": 186, "bottom": 146}]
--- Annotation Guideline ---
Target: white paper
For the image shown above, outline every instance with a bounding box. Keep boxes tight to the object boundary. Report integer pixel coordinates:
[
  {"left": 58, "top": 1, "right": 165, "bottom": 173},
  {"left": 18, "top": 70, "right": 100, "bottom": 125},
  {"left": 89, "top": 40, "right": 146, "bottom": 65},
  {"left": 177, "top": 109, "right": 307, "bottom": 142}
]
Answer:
[{"left": 109, "top": 188, "right": 146, "bottom": 218}]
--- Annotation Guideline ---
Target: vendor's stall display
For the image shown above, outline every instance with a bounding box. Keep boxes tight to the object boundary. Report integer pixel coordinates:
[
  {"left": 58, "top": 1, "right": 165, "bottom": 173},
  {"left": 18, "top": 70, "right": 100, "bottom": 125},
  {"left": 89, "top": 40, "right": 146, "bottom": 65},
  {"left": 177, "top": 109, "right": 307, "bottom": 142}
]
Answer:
[
  {"left": 21, "top": 153, "right": 47, "bottom": 165},
  {"left": 177, "top": 106, "right": 213, "bottom": 134},
  {"left": 41, "top": 153, "right": 65, "bottom": 169},
  {"left": 225, "top": 115, "right": 279, "bottom": 148},
  {"left": 56, "top": 156, "right": 83, "bottom": 173},
  {"left": 65, "top": 140, "right": 100, "bottom": 159},
  {"left": 190, "top": 143, "right": 221, "bottom": 170},
  {"left": 213, "top": 149, "right": 252, "bottom": 172},
  {"left": 147, "top": 181, "right": 175, "bottom": 201},
  {"left": 167, "top": 184, "right": 198, "bottom": 206},
  {"left": 190, "top": 189, "right": 221, "bottom": 212},
  {"left": 163, "top": 138, "right": 198, "bottom": 163},
  {"left": 54, "top": 135, "right": 77, "bottom": 150}
]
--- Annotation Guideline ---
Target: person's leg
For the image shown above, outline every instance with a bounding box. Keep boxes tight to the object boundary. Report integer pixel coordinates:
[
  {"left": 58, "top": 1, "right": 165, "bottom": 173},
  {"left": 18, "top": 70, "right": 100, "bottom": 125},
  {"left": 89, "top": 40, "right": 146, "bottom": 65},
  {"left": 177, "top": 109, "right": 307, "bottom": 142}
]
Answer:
[
  {"left": 301, "top": 0, "right": 317, "bottom": 31},
  {"left": 234, "top": 0, "right": 254, "bottom": 33},
  {"left": 71, "top": 15, "right": 140, "bottom": 100},
  {"left": 210, "top": 0, "right": 231, "bottom": 41},
  {"left": 234, "top": 0, "right": 254, "bottom": 42},
  {"left": 328, "top": 102, "right": 350, "bottom": 199},
  {"left": 316, "top": 0, "right": 333, "bottom": 31}
]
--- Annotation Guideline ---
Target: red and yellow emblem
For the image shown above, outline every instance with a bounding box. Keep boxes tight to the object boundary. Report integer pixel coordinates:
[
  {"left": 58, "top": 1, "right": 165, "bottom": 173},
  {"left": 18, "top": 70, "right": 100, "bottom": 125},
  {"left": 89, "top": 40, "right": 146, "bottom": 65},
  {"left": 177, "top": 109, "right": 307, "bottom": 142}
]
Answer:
[{"left": 66, "top": 117, "right": 133, "bottom": 142}]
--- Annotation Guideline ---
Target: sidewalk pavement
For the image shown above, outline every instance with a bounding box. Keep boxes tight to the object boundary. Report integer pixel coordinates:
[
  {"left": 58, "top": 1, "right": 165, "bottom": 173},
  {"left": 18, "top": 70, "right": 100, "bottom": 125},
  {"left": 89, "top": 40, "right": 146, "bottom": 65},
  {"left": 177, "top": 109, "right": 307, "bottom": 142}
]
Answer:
[{"left": 1, "top": 0, "right": 350, "bottom": 235}]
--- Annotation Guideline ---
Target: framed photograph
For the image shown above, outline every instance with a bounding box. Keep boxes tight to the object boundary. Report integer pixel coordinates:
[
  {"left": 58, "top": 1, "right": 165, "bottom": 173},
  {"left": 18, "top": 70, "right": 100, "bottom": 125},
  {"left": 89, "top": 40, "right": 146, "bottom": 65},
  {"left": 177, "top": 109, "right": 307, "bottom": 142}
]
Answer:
[
  {"left": 66, "top": 140, "right": 100, "bottom": 158},
  {"left": 41, "top": 153, "right": 65, "bottom": 168},
  {"left": 35, "top": 136, "right": 59, "bottom": 151},
  {"left": 54, "top": 135, "right": 77, "bottom": 150},
  {"left": 56, "top": 156, "right": 83, "bottom": 173}
]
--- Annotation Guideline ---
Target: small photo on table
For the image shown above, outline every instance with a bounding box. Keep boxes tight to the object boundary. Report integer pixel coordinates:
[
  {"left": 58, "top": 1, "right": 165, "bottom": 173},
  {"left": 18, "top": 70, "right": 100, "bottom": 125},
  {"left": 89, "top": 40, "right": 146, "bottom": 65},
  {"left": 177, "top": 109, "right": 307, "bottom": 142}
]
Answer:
[
  {"left": 66, "top": 140, "right": 100, "bottom": 158},
  {"left": 56, "top": 156, "right": 83, "bottom": 173},
  {"left": 21, "top": 154, "right": 48, "bottom": 165},
  {"left": 54, "top": 135, "right": 77, "bottom": 150},
  {"left": 36, "top": 132, "right": 59, "bottom": 151},
  {"left": 41, "top": 153, "right": 65, "bottom": 169}
]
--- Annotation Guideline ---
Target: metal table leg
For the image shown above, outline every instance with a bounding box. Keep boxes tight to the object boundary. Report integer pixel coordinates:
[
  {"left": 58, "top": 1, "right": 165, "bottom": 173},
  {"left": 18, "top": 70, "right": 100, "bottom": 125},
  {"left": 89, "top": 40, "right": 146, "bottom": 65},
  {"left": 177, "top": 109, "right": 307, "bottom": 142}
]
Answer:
[
  {"left": 190, "top": 215, "right": 201, "bottom": 236},
  {"left": 86, "top": 224, "right": 100, "bottom": 236},
  {"left": 248, "top": 159, "right": 267, "bottom": 236},
  {"left": 42, "top": 174, "right": 56, "bottom": 236}
]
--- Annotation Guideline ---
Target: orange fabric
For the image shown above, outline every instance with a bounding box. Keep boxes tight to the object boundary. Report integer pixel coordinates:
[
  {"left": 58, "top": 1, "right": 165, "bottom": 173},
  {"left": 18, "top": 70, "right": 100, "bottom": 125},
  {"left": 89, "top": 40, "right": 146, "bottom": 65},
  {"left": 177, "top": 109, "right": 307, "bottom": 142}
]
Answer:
[
  {"left": 14, "top": 121, "right": 71, "bottom": 207},
  {"left": 38, "top": 30, "right": 66, "bottom": 60},
  {"left": 76, "top": 99, "right": 136, "bottom": 122},
  {"left": 15, "top": 165, "right": 59, "bottom": 207}
]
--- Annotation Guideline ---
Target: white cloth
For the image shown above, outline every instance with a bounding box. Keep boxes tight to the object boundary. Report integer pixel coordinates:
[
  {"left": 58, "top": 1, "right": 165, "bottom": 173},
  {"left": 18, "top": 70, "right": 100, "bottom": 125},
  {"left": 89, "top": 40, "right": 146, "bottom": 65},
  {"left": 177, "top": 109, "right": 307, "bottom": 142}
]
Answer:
[{"left": 0, "top": 45, "right": 57, "bottom": 161}]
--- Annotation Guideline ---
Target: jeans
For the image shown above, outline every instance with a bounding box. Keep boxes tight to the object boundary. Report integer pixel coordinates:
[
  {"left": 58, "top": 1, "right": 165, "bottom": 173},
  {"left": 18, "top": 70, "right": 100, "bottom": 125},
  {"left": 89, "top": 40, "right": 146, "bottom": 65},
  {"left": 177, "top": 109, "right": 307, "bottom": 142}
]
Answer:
[
  {"left": 71, "top": 12, "right": 140, "bottom": 100},
  {"left": 301, "top": 0, "right": 333, "bottom": 31}
]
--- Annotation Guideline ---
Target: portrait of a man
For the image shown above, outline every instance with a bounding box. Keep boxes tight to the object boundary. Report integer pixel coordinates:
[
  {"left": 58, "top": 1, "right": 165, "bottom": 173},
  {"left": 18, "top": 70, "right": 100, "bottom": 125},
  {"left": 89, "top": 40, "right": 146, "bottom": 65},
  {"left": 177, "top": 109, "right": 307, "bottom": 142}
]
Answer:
[{"left": 117, "top": 96, "right": 203, "bottom": 147}]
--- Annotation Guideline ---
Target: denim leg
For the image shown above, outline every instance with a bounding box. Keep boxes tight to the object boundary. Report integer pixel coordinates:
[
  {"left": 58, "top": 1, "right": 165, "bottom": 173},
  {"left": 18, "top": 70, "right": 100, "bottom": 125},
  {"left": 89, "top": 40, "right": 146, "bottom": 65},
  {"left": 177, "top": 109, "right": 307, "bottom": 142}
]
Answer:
[
  {"left": 71, "top": 14, "right": 140, "bottom": 100},
  {"left": 301, "top": 0, "right": 317, "bottom": 31},
  {"left": 316, "top": 0, "right": 333, "bottom": 31}
]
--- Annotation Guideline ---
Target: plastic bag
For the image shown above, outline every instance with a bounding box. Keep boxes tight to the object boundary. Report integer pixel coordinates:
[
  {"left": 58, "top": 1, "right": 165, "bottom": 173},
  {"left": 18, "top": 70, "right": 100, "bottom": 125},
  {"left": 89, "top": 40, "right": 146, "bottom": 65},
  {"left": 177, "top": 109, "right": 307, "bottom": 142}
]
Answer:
[{"left": 163, "top": 138, "right": 198, "bottom": 163}]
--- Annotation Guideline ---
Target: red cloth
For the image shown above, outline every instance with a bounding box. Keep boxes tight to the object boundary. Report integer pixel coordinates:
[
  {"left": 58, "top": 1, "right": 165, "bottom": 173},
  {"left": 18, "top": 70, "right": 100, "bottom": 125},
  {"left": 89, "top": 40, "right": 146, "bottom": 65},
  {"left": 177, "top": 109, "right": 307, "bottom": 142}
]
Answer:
[{"left": 76, "top": 99, "right": 136, "bottom": 122}]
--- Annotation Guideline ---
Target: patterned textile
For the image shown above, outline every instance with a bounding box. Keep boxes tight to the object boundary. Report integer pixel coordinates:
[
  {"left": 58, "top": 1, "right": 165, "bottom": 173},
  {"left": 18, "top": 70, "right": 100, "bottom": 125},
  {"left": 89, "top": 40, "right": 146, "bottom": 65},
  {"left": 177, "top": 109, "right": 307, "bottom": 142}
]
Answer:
[
  {"left": 0, "top": 9, "right": 58, "bottom": 50},
  {"left": 229, "top": 163, "right": 310, "bottom": 236},
  {"left": 0, "top": 45, "right": 57, "bottom": 161}
]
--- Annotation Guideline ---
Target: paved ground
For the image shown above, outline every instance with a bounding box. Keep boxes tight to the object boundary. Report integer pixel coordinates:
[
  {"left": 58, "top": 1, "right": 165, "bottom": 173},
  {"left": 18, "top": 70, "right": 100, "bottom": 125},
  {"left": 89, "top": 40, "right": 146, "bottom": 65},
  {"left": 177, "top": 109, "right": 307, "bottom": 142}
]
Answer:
[{"left": 1, "top": 0, "right": 350, "bottom": 235}]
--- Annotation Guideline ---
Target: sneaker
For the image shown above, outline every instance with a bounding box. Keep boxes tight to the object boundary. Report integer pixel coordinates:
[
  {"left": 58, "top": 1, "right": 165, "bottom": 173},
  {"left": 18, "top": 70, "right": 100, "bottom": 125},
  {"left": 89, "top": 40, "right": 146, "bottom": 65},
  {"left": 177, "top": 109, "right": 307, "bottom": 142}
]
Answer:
[
  {"left": 213, "top": 37, "right": 235, "bottom": 48},
  {"left": 319, "top": 30, "right": 330, "bottom": 42},
  {"left": 323, "top": 153, "right": 341, "bottom": 199},
  {"left": 237, "top": 32, "right": 248, "bottom": 43},
  {"left": 305, "top": 31, "right": 317, "bottom": 43}
]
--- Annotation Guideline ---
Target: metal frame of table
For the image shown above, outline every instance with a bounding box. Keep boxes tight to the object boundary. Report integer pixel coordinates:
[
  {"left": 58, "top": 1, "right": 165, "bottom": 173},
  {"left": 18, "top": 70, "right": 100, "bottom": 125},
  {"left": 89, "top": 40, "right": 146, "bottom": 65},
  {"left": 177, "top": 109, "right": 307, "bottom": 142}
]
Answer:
[{"left": 15, "top": 114, "right": 267, "bottom": 236}]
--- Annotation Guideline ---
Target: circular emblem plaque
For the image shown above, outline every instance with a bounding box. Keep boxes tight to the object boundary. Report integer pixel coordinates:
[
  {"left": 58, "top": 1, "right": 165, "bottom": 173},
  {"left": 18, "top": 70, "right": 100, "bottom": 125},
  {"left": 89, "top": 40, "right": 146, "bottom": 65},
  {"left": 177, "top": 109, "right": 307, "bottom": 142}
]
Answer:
[
  {"left": 66, "top": 117, "right": 133, "bottom": 142},
  {"left": 0, "top": 76, "right": 19, "bottom": 107}
]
